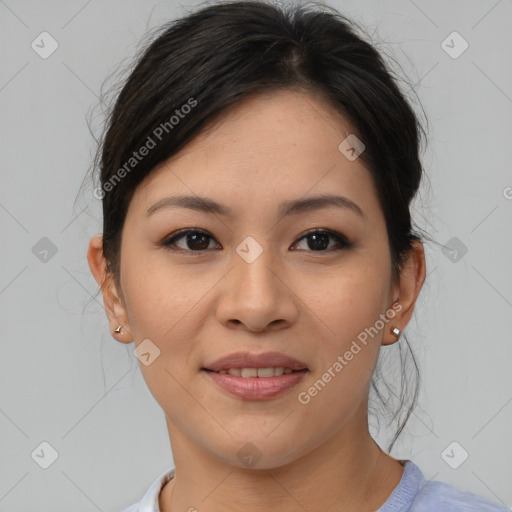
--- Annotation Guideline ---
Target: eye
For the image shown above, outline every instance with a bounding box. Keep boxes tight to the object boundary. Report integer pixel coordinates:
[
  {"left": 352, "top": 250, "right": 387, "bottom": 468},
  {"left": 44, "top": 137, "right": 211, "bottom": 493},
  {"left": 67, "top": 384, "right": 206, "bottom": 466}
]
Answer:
[
  {"left": 161, "top": 228, "right": 351, "bottom": 253},
  {"left": 292, "top": 229, "right": 351, "bottom": 252},
  {"left": 161, "top": 229, "right": 220, "bottom": 252}
]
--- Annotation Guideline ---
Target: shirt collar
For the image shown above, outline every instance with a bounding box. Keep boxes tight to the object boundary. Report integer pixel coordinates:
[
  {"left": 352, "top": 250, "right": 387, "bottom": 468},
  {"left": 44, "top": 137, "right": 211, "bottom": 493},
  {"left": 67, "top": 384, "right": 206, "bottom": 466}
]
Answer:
[{"left": 137, "top": 466, "right": 175, "bottom": 512}]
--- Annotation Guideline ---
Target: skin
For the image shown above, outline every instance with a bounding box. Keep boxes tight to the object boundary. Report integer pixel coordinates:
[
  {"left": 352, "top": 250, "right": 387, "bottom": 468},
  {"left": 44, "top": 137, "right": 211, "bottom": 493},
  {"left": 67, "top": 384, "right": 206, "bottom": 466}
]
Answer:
[{"left": 88, "top": 88, "right": 426, "bottom": 512}]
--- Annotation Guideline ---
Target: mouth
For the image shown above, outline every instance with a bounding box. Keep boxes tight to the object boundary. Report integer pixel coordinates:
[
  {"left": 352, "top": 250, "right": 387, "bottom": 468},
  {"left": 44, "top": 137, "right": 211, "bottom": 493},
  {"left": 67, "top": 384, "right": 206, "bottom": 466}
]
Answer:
[
  {"left": 203, "top": 351, "right": 308, "bottom": 373},
  {"left": 201, "top": 367, "right": 309, "bottom": 400},
  {"left": 202, "top": 367, "right": 307, "bottom": 377},
  {"left": 201, "top": 351, "right": 309, "bottom": 399}
]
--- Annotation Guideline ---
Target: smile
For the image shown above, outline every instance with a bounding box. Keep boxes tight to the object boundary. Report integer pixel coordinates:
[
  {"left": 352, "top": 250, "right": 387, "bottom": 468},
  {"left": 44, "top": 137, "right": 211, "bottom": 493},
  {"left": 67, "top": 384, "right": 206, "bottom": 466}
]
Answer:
[
  {"left": 202, "top": 368, "right": 308, "bottom": 400},
  {"left": 207, "top": 367, "right": 299, "bottom": 377}
]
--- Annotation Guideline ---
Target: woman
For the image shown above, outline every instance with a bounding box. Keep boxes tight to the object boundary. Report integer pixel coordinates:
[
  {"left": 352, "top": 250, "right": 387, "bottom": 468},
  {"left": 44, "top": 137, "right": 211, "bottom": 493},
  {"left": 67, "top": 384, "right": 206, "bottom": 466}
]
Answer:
[{"left": 87, "top": 1, "right": 508, "bottom": 510}]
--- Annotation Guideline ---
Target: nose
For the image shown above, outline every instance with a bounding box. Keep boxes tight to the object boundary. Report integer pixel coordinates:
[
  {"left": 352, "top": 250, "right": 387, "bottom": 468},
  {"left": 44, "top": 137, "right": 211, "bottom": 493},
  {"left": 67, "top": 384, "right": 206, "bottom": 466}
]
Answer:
[{"left": 215, "top": 244, "right": 299, "bottom": 333}]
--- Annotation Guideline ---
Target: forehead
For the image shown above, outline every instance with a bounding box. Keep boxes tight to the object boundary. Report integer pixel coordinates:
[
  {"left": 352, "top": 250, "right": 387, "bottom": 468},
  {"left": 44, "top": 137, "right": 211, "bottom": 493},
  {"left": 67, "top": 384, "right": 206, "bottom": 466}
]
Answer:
[{"left": 128, "top": 89, "right": 380, "bottom": 223}]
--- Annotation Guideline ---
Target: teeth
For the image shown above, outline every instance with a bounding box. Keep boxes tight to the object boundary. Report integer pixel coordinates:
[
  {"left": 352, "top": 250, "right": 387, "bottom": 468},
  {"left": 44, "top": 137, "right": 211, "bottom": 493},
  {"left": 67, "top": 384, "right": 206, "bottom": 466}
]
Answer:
[
  {"left": 257, "top": 367, "right": 275, "bottom": 377},
  {"left": 216, "top": 367, "right": 297, "bottom": 377}
]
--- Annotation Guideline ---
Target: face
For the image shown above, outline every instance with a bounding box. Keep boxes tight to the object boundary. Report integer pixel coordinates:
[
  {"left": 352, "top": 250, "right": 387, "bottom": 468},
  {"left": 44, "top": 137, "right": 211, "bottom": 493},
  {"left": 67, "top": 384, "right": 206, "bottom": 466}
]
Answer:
[{"left": 92, "top": 89, "right": 412, "bottom": 469}]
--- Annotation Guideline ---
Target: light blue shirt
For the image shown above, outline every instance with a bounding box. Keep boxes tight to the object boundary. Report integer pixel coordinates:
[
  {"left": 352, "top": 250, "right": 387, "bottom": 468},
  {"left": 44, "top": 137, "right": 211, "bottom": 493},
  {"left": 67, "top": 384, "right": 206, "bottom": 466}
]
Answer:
[{"left": 121, "top": 460, "right": 508, "bottom": 511}]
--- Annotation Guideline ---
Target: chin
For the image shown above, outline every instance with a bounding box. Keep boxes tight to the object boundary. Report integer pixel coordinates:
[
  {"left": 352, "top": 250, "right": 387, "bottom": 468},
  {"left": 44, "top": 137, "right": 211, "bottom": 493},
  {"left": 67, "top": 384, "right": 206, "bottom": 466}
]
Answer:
[{"left": 210, "top": 435, "right": 307, "bottom": 471}]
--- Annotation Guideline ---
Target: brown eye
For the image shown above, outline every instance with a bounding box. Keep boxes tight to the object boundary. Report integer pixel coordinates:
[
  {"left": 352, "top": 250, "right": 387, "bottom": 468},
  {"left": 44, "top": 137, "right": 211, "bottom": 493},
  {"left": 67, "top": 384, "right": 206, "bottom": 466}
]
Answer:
[
  {"left": 292, "top": 229, "right": 351, "bottom": 252},
  {"left": 162, "top": 229, "right": 220, "bottom": 252}
]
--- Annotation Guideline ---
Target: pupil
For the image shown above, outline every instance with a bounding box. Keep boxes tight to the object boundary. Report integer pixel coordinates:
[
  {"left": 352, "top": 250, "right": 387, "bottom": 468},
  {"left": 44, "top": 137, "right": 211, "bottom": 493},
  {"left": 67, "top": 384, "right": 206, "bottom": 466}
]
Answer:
[
  {"left": 188, "top": 233, "right": 209, "bottom": 250},
  {"left": 308, "top": 233, "right": 329, "bottom": 251}
]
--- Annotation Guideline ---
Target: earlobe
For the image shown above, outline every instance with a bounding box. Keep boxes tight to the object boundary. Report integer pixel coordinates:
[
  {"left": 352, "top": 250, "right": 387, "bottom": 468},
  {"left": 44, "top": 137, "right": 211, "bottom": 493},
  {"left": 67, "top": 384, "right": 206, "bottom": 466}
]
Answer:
[
  {"left": 108, "top": 292, "right": 134, "bottom": 343},
  {"left": 106, "top": 288, "right": 134, "bottom": 343},
  {"left": 87, "top": 235, "right": 133, "bottom": 343},
  {"left": 381, "top": 301, "right": 403, "bottom": 346},
  {"left": 382, "top": 240, "right": 426, "bottom": 347}
]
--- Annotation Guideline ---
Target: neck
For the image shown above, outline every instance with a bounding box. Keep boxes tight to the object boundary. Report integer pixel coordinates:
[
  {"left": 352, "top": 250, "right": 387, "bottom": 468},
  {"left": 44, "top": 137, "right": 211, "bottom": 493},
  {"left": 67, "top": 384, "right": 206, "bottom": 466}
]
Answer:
[{"left": 159, "top": 417, "right": 404, "bottom": 512}]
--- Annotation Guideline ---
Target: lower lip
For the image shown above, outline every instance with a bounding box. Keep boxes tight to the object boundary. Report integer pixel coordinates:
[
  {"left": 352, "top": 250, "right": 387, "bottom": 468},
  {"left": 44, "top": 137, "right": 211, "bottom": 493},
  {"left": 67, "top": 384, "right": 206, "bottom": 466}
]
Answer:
[{"left": 203, "top": 369, "right": 308, "bottom": 400}]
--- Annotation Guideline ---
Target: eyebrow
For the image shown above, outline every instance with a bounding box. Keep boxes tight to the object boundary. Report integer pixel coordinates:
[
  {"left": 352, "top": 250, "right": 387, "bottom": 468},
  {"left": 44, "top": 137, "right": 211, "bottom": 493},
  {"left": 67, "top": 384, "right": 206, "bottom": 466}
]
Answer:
[{"left": 146, "top": 193, "right": 365, "bottom": 220}]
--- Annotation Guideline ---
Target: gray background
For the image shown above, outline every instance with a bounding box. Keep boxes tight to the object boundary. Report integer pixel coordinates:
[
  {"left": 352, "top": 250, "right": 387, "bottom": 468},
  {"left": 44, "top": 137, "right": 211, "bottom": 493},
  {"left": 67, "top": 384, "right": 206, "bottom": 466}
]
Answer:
[{"left": 1, "top": 0, "right": 511, "bottom": 510}]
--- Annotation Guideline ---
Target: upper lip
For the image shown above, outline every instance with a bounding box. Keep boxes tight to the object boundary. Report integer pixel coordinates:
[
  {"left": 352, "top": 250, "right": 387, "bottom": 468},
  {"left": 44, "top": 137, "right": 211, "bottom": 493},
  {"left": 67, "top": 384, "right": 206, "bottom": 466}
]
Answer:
[{"left": 203, "top": 351, "right": 308, "bottom": 372}]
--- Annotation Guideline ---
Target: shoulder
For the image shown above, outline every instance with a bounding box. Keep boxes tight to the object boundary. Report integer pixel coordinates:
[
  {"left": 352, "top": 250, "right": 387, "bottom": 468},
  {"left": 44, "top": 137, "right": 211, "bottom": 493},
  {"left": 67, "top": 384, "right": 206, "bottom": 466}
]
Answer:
[
  {"left": 120, "top": 505, "right": 139, "bottom": 512},
  {"left": 410, "top": 480, "right": 508, "bottom": 511},
  {"left": 119, "top": 466, "right": 176, "bottom": 512},
  {"left": 405, "top": 463, "right": 508, "bottom": 512}
]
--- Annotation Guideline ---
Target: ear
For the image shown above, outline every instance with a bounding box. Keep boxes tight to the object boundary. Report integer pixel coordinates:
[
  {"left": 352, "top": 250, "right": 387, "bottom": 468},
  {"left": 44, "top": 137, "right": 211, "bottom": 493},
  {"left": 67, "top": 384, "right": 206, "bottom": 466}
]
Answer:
[
  {"left": 87, "top": 234, "right": 133, "bottom": 343},
  {"left": 382, "top": 239, "right": 426, "bottom": 346}
]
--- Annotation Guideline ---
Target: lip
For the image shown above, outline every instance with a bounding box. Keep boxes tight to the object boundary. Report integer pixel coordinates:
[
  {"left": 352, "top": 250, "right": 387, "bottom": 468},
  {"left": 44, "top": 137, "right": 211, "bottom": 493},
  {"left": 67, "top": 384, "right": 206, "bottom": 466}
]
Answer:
[
  {"left": 203, "top": 369, "right": 308, "bottom": 400},
  {"left": 203, "top": 351, "right": 308, "bottom": 372}
]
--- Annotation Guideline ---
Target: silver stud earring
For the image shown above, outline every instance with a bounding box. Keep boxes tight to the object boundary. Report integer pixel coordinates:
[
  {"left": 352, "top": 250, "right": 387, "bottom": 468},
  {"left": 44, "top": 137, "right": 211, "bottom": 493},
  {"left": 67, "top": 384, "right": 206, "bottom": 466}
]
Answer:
[
  {"left": 114, "top": 325, "right": 122, "bottom": 334},
  {"left": 392, "top": 327, "right": 401, "bottom": 337}
]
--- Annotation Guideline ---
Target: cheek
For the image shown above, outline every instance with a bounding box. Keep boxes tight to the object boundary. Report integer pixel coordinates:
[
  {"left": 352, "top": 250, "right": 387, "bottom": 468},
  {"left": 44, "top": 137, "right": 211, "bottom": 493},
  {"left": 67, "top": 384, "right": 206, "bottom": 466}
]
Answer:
[
  {"left": 120, "top": 249, "right": 206, "bottom": 339},
  {"left": 299, "top": 257, "right": 391, "bottom": 404},
  {"left": 120, "top": 260, "right": 210, "bottom": 416},
  {"left": 294, "top": 266, "right": 388, "bottom": 425},
  {"left": 303, "top": 257, "right": 390, "bottom": 339}
]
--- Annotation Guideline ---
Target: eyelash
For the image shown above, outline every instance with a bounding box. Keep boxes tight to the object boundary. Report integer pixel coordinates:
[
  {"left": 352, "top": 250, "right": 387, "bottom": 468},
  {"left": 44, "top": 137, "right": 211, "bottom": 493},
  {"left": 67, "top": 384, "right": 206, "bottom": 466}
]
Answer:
[{"left": 160, "top": 228, "right": 352, "bottom": 254}]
